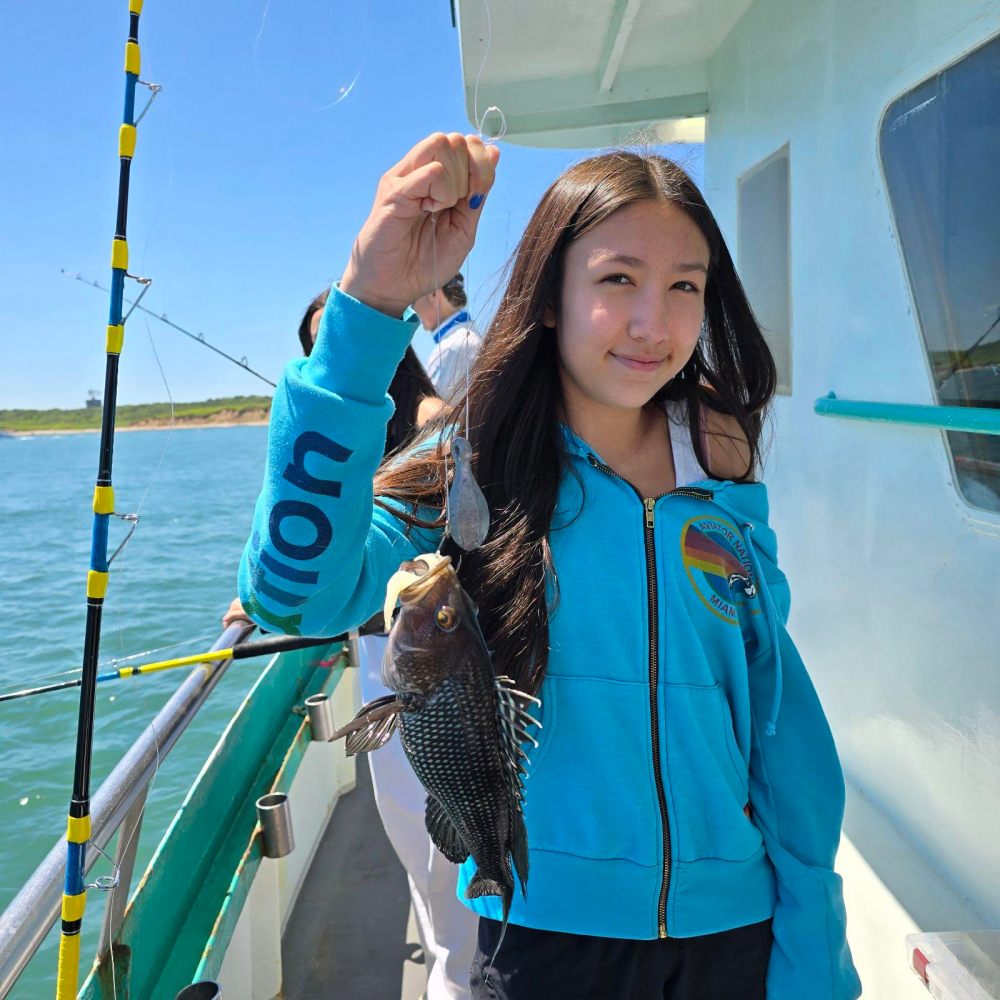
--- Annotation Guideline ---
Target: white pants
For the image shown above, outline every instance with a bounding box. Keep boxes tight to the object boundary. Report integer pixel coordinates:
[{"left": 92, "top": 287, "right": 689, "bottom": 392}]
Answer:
[{"left": 358, "top": 635, "right": 479, "bottom": 1000}]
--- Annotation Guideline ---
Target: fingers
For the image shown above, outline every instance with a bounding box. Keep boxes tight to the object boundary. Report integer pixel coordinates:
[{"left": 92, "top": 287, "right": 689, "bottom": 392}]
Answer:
[
  {"left": 466, "top": 135, "right": 499, "bottom": 209},
  {"left": 444, "top": 132, "right": 470, "bottom": 204},
  {"left": 222, "top": 597, "right": 251, "bottom": 628},
  {"left": 391, "top": 132, "right": 499, "bottom": 214}
]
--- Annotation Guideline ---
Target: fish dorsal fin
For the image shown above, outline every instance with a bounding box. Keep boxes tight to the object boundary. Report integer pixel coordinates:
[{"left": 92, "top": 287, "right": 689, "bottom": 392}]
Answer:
[
  {"left": 494, "top": 675, "right": 541, "bottom": 894},
  {"left": 424, "top": 794, "right": 470, "bottom": 864},
  {"left": 328, "top": 694, "right": 402, "bottom": 756}
]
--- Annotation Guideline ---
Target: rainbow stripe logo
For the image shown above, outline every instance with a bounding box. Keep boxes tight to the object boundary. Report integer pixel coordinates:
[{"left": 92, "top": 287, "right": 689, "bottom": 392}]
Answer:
[{"left": 680, "top": 516, "right": 756, "bottom": 623}]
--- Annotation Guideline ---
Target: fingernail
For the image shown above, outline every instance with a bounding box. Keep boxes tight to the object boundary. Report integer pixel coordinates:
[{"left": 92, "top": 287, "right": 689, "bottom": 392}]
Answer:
[{"left": 469, "top": 194, "right": 484, "bottom": 210}]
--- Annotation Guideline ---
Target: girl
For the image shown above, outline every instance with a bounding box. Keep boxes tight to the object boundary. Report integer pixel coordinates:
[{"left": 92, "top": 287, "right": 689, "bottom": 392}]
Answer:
[{"left": 240, "top": 133, "right": 861, "bottom": 999}]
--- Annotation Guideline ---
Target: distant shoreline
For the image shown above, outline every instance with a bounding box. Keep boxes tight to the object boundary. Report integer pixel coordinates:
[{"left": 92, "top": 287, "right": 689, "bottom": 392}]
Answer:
[
  {"left": 0, "top": 395, "right": 273, "bottom": 437},
  {"left": 5, "top": 417, "right": 270, "bottom": 438}
]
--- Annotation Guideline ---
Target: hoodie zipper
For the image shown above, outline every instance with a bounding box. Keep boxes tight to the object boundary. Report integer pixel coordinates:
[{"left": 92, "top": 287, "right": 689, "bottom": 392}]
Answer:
[{"left": 587, "top": 454, "right": 713, "bottom": 936}]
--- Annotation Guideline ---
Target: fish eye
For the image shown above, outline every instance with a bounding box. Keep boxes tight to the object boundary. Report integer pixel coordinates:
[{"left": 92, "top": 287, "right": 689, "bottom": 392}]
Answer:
[{"left": 435, "top": 605, "right": 459, "bottom": 632}]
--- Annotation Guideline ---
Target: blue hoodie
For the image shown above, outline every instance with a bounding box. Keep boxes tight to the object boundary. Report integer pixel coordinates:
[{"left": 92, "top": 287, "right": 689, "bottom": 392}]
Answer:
[{"left": 239, "top": 286, "right": 861, "bottom": 1000}]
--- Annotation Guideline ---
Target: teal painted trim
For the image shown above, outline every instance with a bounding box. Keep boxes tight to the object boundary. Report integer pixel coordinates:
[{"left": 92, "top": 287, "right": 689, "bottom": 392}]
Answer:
[
  {"left": 191, "top": 671, "right": 339, "bottom": 985},
  {"left": 79, "top": 642, "right": 347, "bottom": 1000},
  {"left": 814, "top": 393, "right": 1000, "bottom": 436}
]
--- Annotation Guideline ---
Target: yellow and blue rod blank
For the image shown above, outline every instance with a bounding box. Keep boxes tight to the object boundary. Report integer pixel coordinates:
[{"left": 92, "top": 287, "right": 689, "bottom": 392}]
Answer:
[{"left": 56, "top": 3, "right": 144, "bottom": 997}]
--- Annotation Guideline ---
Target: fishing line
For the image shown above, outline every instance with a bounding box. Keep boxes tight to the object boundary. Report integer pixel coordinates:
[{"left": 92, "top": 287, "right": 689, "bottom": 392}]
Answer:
[
  {"left": 134, "top": 46, "right": 179, "bottom": 508},
  {"left": 252, "top": 0, "right": 366, "bottom": 112},
  {"left": 133, "top": 309, "right": 176, "bottom": 521},
  {"left": 463, "top": 0, "right": 504, "bottom": 440},
  {"left": 469, "top": 0, "right": 516, "bottom": 980},
  {"left": 471, "top": 0, "right": 507, "bottom": 142},
  {"left": 430, "top": 215, "right": 452, "bottom": 545},
  {"left": 102, "top": 312, "right": 175, "bottom": 661}
]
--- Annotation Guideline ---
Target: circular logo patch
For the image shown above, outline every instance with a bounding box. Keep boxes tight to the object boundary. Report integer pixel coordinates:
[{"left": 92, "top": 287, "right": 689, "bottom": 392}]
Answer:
[{"left": 680, "top": 516, "right": 756, "bottom": 623}]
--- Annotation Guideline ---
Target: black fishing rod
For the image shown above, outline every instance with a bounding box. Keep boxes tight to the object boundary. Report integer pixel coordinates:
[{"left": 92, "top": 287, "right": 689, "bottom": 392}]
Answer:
[
  {"left": 0, "top": 632, "right": 347, "bottom": 704},
  {"left": 63, "top": 270, "right": 277, "bottom": 388},
  {"left": 56, "top": 4, "right": 148, "bottom": 993}
]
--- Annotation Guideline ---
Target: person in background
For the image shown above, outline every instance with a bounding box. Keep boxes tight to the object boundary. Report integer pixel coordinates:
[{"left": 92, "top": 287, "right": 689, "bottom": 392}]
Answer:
[
  {"left": 300, "top": 288, "right": 443, "bottom": 438},
  {"left": 412, "top": 273, "right": 482, "bottom": 402}
]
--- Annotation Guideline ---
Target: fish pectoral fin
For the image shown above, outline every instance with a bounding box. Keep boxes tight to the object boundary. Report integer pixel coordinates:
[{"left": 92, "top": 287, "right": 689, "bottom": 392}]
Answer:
[
  {"left": 327, "top": 694, "right": 402, "bottom": 756},
  {"left": 424, "top": 794, "right": 470, "bottom": 865}
]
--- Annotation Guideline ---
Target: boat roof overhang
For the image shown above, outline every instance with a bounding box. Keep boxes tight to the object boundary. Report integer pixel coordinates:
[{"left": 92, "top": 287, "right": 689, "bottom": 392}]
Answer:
[{"left": 453, "top": 0, "right": 753, "bottom": 148}]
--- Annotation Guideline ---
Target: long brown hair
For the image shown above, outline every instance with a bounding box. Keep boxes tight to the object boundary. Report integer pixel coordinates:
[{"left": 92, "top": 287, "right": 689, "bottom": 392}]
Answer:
[{"left": 374, "top": 151, "right": 776, "bottom": 694}]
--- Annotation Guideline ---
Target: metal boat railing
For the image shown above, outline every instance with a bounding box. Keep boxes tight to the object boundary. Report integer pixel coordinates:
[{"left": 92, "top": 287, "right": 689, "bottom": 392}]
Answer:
[{"left": 0, "top": 621, "right": 255, "bottom": 998}]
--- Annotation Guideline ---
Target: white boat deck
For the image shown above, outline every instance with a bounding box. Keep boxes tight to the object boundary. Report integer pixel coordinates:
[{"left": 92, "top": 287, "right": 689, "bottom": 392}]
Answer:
[{"left": 283, "top": 760, "right": 428, "bottom": 999}]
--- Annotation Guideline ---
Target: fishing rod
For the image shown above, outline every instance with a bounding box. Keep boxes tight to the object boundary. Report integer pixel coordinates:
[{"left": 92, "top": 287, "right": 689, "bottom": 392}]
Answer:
[
  {"left": 63, "top": 270, "right": 277, "bottom": 389},
  {"left": 56, "top": 4, "right": 151, "bottom": 994},
  {"left": 0, "top": 632, "right": 348, "bottom": 704}
]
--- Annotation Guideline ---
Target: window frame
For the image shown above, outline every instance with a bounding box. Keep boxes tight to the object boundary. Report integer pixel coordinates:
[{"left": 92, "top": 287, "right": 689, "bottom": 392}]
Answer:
[
  {"left": 737, "top": 143, "right": 793, "bottom": 397},
  {"left": 876, "top": 32, "right": 1000, "bottom": 517}
]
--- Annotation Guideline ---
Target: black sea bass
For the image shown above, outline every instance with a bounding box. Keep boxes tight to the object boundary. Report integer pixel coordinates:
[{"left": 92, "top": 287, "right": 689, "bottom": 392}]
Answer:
[{"left": 338, "top": 552, "right": 540, "bottom": 927}]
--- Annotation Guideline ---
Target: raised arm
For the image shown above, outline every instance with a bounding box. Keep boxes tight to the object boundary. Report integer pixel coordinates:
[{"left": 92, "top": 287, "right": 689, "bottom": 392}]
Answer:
[{"left": 238, "top": 133, "right": 499, "bottom": 636}]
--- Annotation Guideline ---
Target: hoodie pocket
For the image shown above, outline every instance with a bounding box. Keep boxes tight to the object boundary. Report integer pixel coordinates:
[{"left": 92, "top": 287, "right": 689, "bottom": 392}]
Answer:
[
  {"left": 664, "top": 682, "right": 763, "bottom": 863},
  {"left": 522, "top": 676, "right": 660, "bottom": 865}
]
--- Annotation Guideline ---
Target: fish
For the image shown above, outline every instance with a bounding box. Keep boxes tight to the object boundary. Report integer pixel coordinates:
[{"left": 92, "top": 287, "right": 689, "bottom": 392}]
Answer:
[{"left": 330, "top": 552, "right": 540, "bottom": 936}]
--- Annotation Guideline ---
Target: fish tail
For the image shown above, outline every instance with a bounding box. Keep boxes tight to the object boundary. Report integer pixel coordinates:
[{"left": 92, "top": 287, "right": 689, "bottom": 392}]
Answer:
[
  {"left": 465, "top": 867, "right": 515, "bottom": 926},
  {"left": 468, "top": 868, "right": 516, "bottom": 984},
  {"left": 465, "top": 872, "right": 507, "bottom": 905}
]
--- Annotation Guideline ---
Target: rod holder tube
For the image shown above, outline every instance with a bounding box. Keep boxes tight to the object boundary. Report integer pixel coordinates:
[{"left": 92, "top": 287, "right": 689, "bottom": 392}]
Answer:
[
  {"left": 305, "top": 693, "right": 334, "bottom": 742},
  {"left": 175, "top": 983, "right": 222, "bottom": 1000},
  {"left": 256, "top": 793, "right": 294, "bottom": 858}
]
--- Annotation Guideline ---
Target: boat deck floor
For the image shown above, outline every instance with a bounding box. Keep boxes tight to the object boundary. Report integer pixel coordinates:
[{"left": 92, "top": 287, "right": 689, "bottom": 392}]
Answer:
[{"left": 282, "top": 760, "right": 427, "bottom": 999}]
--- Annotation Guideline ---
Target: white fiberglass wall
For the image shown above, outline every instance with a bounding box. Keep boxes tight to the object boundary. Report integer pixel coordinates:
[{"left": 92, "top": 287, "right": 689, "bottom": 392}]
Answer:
[{"left": 705, "top": 0, "right": 1000, "bottom": 938}]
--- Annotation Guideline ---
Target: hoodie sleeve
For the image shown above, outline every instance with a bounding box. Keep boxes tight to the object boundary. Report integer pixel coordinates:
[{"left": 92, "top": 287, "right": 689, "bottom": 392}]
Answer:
[
  {"left": 741, "top": 499, "right": 862, "bottom": 1000},
  {"left": 238, "top": 285, "right": 442, "bottom": 637}
]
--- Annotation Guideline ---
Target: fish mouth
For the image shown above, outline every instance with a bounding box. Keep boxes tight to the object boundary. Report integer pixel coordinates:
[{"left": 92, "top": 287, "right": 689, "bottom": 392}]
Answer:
[{"left": 383, "top": 553, "right": 453, "bottom": 631}]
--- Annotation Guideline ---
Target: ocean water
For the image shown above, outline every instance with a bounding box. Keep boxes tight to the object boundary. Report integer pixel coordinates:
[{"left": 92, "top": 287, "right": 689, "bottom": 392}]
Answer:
[{"left": 0, "top": 425, "right": 273, "bottom": 998}]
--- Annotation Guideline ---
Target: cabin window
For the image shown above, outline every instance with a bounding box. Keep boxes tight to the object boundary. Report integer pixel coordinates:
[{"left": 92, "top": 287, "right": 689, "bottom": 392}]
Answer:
[
  {"left": 880, "top": 35, "right": 1000, "bottom": 514},
  {"left": 738, "top": 146, "right": 791, "bottom": 395}
]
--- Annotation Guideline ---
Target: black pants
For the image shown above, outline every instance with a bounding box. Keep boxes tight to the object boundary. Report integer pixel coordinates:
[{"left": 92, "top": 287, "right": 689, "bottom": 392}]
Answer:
[{"left": 470, "top": 918, "right": 773, "bottom": 1000}]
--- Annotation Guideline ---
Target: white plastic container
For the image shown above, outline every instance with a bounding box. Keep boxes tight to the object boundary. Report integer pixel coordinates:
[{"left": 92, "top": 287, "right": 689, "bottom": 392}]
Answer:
[{"left": 906, "top": 931, "right": 1000, "bottom": 1000}]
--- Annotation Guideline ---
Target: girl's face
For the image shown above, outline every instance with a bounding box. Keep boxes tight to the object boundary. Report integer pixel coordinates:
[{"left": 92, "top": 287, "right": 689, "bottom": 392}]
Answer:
[{"left": 550, "top": 199, "right": 709, "bottom": 417}]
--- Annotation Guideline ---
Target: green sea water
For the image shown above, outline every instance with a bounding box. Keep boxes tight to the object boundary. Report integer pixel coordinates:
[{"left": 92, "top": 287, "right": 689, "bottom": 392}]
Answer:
[{"left": 0, "top": 425, "right": 273, "bottom": 998}]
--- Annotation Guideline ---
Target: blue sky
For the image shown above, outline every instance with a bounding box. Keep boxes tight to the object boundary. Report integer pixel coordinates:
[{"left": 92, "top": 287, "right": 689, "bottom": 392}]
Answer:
[{"left": 0, "top": 1, "right": 702, "bottom": 410}]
